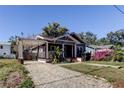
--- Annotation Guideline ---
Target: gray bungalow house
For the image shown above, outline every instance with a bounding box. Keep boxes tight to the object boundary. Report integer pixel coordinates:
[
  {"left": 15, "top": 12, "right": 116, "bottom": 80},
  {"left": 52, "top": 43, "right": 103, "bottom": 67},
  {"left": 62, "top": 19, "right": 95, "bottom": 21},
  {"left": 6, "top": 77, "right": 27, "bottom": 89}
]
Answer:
[
  {"left": 17, "top": 33, "right": 86, "bottom": 63},
  {"left": 36, "top": 33, "right": 85, "bottom": 59}
]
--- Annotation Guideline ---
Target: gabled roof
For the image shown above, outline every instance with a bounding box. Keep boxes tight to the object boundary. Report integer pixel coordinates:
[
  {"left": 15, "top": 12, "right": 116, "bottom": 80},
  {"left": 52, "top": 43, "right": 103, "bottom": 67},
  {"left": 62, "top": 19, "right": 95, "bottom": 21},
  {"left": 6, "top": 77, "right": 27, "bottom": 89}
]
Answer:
[
  {"left": 36, "top": 33, "right": 85, "bottom": 43},
  {"left": 70, "top": 32, "right": 85, "bottom": 43}
]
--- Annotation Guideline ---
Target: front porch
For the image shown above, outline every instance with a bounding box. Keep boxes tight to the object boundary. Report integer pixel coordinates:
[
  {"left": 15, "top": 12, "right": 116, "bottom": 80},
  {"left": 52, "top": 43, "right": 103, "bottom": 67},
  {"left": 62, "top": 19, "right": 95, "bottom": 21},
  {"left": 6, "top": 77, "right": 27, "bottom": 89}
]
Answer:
[{"left": 34, "top": 42, "right": 85, "bottom": 60}]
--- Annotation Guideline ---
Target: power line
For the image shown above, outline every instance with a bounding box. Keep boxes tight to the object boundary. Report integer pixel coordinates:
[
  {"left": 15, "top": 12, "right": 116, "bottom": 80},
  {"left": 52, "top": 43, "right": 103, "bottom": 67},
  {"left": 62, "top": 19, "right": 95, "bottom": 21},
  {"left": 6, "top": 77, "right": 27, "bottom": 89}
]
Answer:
[{"left": 113, "top": 5, "right": 124, "bottom": 15}]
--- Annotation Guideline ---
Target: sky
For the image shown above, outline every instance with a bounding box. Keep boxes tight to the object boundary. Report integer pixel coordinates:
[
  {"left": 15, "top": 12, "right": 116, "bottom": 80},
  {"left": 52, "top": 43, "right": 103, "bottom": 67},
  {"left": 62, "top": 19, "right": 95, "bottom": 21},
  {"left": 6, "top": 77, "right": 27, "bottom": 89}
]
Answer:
[{"left": 0, "top": 5, "right": 124, "bottom": 42}]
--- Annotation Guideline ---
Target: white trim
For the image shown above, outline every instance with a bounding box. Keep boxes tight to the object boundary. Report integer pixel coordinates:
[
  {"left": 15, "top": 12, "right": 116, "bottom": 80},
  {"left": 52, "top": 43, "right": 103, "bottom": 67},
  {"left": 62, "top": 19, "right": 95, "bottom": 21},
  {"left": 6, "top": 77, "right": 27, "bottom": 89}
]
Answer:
[
  {"left": 36, "top": 35, "right": 53, "bottom": 41},
  {"left": 54, "top": 35, "right": 68, "bottom": 41},
  {"left": 35, "top": 35, "right": 44, "bottom": 40},
  {"left": 67, "top": 35, "right": 80, "bottom": 43},
  {"left": 72, "top": 45, "right": 73, "bottom": 57},
  {"left": 54, "top": 34, "right": 80, "bottom": 43},
  {"left": 57, "top": 40, "right": 75, "bottom": 43},
  {"left": 46, "top": 42, "right": 48, "bottom": 59},
  {"left": 62, "top": 44, "right": 64, "bottom": 58},
  {"left": 36, "top": 34, "right": 81, "bottom": 44}
]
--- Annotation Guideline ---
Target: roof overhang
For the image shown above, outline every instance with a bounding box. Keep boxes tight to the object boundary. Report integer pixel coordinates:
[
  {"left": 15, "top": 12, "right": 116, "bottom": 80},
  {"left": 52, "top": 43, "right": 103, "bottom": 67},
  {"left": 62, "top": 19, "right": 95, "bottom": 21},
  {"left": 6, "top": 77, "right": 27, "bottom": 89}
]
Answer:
[{"left": 36, "top": 34, "right": 81, "bottom": 44}]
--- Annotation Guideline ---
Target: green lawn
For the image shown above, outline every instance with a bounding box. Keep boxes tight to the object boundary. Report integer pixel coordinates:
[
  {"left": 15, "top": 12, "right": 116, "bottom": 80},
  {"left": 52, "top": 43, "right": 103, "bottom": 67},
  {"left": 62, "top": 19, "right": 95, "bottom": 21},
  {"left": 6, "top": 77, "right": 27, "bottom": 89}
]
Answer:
[
  {"left": 0, "top": 59, "right": 34, "bottom": 88},
  {"left": 61, "top": 63, "right": 124, "bottom": 87},
  {"left": 86, "top": 61, "right": 124, "bottom": 67}
]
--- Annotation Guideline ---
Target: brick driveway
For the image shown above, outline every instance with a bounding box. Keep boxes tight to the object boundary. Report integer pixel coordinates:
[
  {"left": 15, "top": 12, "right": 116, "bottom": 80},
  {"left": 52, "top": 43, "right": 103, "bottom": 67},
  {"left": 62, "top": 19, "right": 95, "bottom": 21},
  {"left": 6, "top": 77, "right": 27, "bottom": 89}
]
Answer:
[{"left": 24, "top": 61, "right": 112, "bottom": 88}]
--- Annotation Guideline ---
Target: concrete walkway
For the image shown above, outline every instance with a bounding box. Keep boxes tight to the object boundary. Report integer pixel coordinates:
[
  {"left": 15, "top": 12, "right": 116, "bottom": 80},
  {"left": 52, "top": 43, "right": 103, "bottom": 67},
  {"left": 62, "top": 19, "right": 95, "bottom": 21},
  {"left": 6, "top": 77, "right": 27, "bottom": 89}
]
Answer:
[{"left": 24, "top": 61, "right": 112, "bottom": 88}]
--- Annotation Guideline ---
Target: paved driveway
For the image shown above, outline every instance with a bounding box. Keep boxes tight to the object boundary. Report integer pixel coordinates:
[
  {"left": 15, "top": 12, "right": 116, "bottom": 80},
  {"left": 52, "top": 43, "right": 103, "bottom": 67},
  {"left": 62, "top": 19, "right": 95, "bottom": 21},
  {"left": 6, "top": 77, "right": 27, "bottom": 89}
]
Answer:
[{"left": 24, "top": 61, "right": 112, "bottom": 88}]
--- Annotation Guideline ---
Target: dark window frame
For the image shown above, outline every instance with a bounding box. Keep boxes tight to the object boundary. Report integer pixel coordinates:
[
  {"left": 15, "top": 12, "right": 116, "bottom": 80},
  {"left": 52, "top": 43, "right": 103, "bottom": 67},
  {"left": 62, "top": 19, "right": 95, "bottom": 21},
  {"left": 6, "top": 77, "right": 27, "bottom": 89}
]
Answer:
[{"left": 0, "top": 45, "right": 3, "bottom": 49}]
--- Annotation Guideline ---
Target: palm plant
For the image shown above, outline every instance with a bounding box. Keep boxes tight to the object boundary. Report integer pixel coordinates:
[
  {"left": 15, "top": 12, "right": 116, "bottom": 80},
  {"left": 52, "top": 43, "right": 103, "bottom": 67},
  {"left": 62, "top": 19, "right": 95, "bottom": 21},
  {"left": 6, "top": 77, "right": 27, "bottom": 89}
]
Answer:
[{"left": 42, "top": 22, "right": 69, "bottom": 37}]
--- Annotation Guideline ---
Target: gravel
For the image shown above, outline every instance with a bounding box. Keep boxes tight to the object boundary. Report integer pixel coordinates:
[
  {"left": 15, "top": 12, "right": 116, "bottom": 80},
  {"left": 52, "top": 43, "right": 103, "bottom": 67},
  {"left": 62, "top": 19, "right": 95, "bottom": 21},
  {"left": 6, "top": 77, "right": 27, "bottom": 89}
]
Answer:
[{"left": 24, "top": 61, "right": 112, "bottom": 88}]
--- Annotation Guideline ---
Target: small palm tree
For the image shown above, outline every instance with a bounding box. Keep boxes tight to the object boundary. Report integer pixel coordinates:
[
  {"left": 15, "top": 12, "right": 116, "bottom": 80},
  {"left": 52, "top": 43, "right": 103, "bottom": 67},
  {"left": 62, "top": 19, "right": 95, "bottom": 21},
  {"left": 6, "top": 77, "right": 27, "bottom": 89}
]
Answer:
[{"left": 42, "top": 22, "right": 69, "bottom": 37}]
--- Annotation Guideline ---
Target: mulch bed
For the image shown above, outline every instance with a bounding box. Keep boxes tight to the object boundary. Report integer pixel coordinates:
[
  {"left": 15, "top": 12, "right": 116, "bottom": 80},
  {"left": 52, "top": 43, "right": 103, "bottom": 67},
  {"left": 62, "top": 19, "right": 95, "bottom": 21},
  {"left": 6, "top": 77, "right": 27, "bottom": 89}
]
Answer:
[{"left": 113, "top": 80, "right": 124, "bottom": 88}]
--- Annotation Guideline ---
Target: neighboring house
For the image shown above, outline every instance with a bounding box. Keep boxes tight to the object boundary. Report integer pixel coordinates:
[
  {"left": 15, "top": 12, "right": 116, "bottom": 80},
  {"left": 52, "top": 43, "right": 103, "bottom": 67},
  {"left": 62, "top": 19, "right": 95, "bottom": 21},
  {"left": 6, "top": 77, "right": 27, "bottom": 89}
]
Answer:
[
  {"left": 86, "top": 44, "right": 114, "bottom": 60},
  {"left": 86, "top": 44, "right": 114, "bottom": 53},
  {"left": 17, "top": 33, "right": 86, "bottom": 62},
  {"left": 86, "top": 45, "right": 97, "bottom": 53},
  {"left": 0, "top": 42, "right": 14, "bottom": 58}
]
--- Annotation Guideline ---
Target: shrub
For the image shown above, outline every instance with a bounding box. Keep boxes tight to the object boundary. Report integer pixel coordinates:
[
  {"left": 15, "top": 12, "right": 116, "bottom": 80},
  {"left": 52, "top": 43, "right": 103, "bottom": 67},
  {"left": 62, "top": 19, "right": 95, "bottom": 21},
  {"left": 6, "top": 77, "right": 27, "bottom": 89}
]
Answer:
[
  {"left": 113, "top": 45, "right": 124, "bottom": 62},
  {"left": 92, "top": 49, "right": 113, "bottom": 61},
  {"left": 19, "top": 78, "right": 35, "bottom": 88},
  {"left": 52, "top": 47, "right": 63, "bottom": 64},
  {"left": 0, "top": 60, "right": 34, "bottom": 88},
  {"left": 113, "top": 52, "right": 124, "bottom": 62},
  {"left": 102, "top": 55, "right": 113, "bottom": 61}
]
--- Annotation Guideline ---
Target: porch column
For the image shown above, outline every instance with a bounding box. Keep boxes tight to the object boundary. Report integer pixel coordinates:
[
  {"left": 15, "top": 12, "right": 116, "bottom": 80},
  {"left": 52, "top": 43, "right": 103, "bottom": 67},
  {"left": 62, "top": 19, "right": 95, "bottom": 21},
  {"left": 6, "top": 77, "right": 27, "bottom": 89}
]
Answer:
[
  {"left": 18, "top": 41, "right": 23, "bottom": 59},
  {"left": 62, "top": 44, "right": 64, "bottom": 58},
  {"left": 36, "top": 45, "right": 39, "bottom": 60},
  {"left": 72, "top": 45, "right": 73, "bottom": 57},
  {"left": 46, "top": 42, "right": 48, "bottom": 59},
  {"left": 18, "top": 41, "right": 24, "bottom": 64},
  {"left": 74, "top": 44, "right": 77, "bottom": 58}
]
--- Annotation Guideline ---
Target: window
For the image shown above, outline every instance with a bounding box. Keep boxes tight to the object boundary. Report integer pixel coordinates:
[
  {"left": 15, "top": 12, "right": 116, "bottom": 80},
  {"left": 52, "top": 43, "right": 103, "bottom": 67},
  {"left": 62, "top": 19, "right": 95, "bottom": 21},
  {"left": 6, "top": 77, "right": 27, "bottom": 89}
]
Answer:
[
  {"left": 0, "top": 45, "right": 3, "bottom": 49},
  {"left": 50, "top": 46, "right": 55, "bottom": 51},
  {"left": 3, "top": 53, "right": 6, "bottom": 55}
]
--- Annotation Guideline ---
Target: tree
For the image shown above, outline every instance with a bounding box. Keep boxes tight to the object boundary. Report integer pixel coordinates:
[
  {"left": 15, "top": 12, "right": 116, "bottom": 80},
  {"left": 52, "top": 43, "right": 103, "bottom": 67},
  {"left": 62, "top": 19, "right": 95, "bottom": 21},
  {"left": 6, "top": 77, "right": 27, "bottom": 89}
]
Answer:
[
  {"left": 8, "top": 32, "right": 25, "bottom": 57},
  {"left": 107, "top": 29, "right": 124, "bottom": 46},
  {"left": 97, "top": 37, "right": 110, "bottom": 45},
  {"left": 8, "top": 36, "right": 18, "bottom": 54},
  {"left": 42, "top": 22, "right": 69, "bottom": 37},
  {"left": 79, "top": 31, "right": 97, "bottom": 44},
  {"left": 112, "top": 45, "right": 124, "bottom": 62}
]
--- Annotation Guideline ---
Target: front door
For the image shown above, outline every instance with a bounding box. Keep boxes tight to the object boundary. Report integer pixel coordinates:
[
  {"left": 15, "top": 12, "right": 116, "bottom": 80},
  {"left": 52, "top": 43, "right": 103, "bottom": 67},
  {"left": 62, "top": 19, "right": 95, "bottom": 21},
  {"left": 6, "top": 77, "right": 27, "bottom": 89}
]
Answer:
[{"left": 64, "top": 45, "right": 72, "bottom": 58}]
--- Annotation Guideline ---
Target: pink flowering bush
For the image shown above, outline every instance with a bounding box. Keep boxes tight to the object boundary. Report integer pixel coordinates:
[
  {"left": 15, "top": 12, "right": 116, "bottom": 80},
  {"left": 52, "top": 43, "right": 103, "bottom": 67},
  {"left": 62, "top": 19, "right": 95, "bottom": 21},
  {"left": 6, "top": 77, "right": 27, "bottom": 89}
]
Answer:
[{"left": 92, "top": 49, "right": 113, "bottom": 61}]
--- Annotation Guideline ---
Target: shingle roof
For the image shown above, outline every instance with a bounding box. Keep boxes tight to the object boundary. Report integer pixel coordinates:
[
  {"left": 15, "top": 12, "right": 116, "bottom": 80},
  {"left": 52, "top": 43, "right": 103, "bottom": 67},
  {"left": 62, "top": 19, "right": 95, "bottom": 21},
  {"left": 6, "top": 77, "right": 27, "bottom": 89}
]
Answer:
[
  {"left": 87, "top": 45, "right": 114, "bottom": 49},
  {"left": 70, "top": 32, "right": 85, "bottom": 43}
]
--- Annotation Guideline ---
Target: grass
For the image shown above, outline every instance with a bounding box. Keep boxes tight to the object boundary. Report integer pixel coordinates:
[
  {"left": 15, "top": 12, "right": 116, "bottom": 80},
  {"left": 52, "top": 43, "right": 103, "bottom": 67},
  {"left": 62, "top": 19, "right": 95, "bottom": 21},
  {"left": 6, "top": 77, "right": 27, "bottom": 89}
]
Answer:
[
  {"left": 61, "top": 63, "right": 124, "bottom": 87},
  {"left": 0, "top": 59, "right": 34, "bottom": 88},
  {"left": 86, "top": 61, "right": 124, "bottom": 67}
]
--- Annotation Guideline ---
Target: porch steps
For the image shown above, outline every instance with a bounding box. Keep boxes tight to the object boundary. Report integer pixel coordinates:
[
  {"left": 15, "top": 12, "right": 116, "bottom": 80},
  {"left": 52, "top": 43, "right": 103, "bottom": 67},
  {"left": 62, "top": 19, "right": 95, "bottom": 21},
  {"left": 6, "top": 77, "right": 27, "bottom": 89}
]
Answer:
[{"left": 38, "top": 59, "right": 47, "bottom": 63}]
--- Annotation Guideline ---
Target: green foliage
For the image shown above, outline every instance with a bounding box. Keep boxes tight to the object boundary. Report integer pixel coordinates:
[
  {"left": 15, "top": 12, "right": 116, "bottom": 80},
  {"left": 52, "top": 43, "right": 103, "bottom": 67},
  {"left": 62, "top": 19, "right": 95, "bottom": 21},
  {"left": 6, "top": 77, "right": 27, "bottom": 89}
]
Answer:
[
  {"left": 78, "top": 29, "right": 124, "bottom": 46},
  {"left": 107, "top": 29, "right": 124, "bottom": 46},
  {"left": 0, "top": 60, "right": 20, "bottom": 81},
  {"left": 9, "top": 36, "right": 18, "bottom": 54},
  {"left": 19, "top": 78, "right": 35, "bottom": 88},
  {"left": 102, "top": 55, "right": 113, "bottom": 61},
  {"left": 113, "top": 45, "right": 124, "bottom": 62},
  {"left": 61, "top": 63, "right": 124, "bottom": 87},
  {"left": 42, "top": 22, "right": 69, "bottom": 37},
  {"left": 52, "top": 47, "right": 62, "bottom": 64},
  {"left": 97, "top": 37, "right": 110, "bottom": 45},
  {"left": 0, "top": 59, "right": 34, "bottom": 88},
  {"left": 79, "top": 31, "right": 97, "bottom": 44}
]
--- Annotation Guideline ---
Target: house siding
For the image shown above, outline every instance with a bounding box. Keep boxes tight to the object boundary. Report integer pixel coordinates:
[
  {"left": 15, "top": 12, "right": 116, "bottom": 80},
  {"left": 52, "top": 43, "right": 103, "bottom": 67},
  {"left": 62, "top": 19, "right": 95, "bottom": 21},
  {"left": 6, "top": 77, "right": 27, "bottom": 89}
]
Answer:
[{"left": 0, "top": 44, "right": 11, "bottom": 57}]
